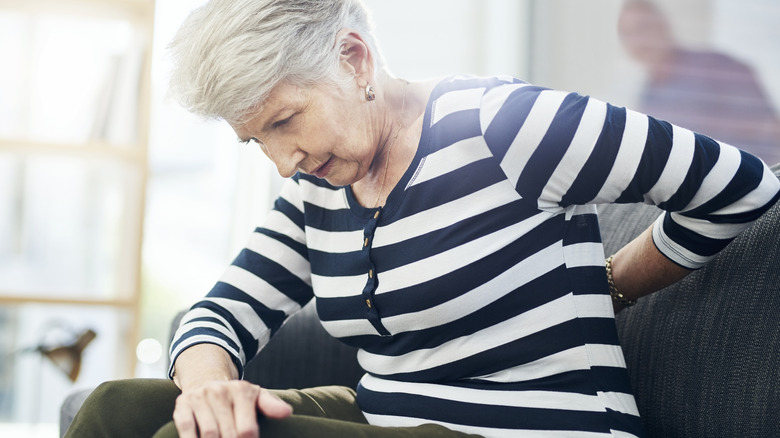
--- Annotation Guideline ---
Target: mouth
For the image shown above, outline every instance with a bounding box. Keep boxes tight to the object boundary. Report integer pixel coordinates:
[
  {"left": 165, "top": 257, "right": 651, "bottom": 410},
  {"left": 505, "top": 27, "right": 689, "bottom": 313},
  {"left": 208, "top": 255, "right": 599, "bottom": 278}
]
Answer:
[{"left": 311, "top": 156, "right": 334, "bottom": 179}]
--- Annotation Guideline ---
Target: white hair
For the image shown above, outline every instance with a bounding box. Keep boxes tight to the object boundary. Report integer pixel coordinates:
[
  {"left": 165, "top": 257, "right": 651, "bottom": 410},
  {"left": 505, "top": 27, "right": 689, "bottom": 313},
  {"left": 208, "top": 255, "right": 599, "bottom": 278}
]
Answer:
[{"left": 167, "top": 0, "right": 385, "bottom": 124}]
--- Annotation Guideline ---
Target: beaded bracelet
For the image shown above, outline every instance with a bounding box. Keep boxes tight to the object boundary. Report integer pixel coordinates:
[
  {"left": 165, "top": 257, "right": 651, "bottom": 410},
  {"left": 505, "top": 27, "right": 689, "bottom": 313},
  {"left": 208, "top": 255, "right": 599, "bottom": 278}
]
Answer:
[{"left": 605, "top": 255, "right": 637, "bottom": 307}]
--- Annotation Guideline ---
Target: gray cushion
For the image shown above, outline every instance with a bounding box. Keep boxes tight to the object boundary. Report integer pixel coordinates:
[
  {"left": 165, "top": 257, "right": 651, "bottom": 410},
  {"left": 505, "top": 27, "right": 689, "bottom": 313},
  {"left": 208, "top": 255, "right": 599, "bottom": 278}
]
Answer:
[{"left": 599, "top": 163, "right": 780, "bottom": 437}]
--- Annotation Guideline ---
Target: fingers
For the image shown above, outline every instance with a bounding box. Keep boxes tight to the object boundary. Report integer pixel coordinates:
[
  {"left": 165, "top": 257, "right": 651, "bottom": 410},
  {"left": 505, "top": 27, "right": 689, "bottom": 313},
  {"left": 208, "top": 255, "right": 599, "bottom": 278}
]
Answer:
[
  {"left": 232, "top": 395, "right": 260, "bottom": 438},
  {"left": 173, "top": 380, "right": 276, "bottom": 438},
  {"left": 172, "top": 395, "right": 205, "bottom": 438},
  {"left": 257, "top": 389, "right": 293, "bottom": 419},
  {"left": 173, "top": 387, "right": 228, "bottom": 438}
]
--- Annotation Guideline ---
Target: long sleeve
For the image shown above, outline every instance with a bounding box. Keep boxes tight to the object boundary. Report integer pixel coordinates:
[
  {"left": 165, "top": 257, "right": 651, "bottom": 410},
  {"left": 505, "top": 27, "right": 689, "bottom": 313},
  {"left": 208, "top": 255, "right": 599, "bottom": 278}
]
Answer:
[
  {"left": 480, "top": 82, "right": 780, "bottom": 269},
  {"left": 168, "top": 177, "right": 313, "bottom": 378}
]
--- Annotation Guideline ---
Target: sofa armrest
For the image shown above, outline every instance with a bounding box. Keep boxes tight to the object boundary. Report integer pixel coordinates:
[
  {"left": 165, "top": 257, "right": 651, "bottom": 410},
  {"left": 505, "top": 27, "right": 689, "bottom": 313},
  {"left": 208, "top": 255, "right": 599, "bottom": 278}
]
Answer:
[{"left": 59, "top": 388, "right": 92, "bottom": 438}]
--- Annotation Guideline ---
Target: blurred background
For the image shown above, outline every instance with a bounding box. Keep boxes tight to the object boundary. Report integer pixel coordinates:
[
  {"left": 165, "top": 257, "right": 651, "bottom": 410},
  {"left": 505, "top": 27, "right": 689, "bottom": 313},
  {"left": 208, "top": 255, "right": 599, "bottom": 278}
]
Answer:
[{"left": 0, "top": 0, "right": 778, "bottom": 435}]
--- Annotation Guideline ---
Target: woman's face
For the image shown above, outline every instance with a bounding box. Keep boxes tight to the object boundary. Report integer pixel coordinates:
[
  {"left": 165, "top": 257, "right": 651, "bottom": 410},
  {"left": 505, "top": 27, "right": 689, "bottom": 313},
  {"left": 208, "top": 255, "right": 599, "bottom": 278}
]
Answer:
[{"left": 232, "top": 80, "right": 378, "bottom": 187}]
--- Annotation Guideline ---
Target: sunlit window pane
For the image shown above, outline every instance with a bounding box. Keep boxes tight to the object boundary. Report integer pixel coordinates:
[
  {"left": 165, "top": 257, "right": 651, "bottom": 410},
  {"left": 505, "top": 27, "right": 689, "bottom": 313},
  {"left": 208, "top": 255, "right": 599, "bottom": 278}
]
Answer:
[
  {"left": 0, "top": 153, "right": 141, "bottom": 299},
  {"left": 0, "top": 11, "right": 142, "bottom": 146}
]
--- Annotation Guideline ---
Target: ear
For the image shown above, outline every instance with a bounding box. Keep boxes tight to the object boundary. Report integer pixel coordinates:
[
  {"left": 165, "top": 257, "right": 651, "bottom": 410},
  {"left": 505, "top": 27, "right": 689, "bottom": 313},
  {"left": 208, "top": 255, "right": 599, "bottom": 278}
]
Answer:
[{"left": 335, "top": 29, "right": 375, "bottom": 87}]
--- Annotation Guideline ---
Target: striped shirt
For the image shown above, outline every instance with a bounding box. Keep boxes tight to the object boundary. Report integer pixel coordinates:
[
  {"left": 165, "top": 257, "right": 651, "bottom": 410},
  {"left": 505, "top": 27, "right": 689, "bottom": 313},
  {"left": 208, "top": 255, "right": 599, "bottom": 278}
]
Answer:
[{"left": 170, "top": 75, "right": 780, "bottom": 437}]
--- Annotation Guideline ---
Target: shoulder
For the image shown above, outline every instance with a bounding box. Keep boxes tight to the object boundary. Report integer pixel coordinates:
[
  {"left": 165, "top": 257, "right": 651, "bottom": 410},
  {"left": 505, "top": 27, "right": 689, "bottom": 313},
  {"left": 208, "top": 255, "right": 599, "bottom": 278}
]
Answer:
[
  {"left": 429, "top": 75, "right": 528, "bottom": 107},
  {"left": 427, "top": 75, "right": 536, "bottom": 128}
]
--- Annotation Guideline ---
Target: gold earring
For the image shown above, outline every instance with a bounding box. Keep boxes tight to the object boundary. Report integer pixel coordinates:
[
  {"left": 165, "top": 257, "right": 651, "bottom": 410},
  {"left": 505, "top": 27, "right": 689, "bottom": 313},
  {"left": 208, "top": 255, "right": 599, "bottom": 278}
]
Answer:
[{"left": 365, "top": 84, "right": 376, "bottom": 101}]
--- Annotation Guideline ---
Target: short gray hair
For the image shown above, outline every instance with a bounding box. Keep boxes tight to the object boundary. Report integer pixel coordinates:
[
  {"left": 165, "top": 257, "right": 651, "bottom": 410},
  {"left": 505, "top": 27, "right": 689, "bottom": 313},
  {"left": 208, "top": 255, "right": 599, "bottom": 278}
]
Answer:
[{"left": 168, "top": 0, "right": 384, "bottom": 124}]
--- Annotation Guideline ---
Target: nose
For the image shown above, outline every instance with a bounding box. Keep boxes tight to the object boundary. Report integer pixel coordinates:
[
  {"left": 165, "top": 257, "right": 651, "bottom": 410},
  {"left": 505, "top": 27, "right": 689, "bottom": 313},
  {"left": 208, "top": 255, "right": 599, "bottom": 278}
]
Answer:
[{"left": 265, "top": 141, "right": 305, "bottom": 178}]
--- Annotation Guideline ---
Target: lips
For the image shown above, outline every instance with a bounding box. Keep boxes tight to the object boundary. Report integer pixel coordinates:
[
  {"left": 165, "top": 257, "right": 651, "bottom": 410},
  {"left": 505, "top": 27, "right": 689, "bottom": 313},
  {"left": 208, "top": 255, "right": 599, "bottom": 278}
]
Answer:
[{"left": 311, "top": 156, "right": 334, "bottom": 179}]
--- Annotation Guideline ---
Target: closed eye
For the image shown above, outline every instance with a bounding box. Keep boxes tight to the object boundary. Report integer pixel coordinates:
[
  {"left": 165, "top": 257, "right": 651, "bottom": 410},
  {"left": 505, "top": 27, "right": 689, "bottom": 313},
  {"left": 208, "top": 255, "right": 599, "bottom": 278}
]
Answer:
[
  {"left": 238, "top": 137, "right": 265, "bottom": 148},
  {"left": 272, "top": 114, "right": 294, "bottom": 128}
]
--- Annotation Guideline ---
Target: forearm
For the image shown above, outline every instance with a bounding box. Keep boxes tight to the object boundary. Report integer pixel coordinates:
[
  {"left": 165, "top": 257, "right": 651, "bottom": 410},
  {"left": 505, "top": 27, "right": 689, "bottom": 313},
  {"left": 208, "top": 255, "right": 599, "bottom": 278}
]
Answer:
[
  {"left": 609, "top": 225, "right": 692, "bottom": 313},
  {"left": 172, "top": 343, "right": 239, "bottom": 391}
]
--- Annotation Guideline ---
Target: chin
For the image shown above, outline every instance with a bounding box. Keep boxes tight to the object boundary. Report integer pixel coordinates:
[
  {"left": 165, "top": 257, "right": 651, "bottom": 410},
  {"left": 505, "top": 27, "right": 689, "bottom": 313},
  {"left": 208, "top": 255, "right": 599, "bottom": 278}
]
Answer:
[
  {"left": 324, "top": 166, "right": 363, "bottom": 187},
  {"left": 322, "top": 174, "right": 352, "bottom": 187}
]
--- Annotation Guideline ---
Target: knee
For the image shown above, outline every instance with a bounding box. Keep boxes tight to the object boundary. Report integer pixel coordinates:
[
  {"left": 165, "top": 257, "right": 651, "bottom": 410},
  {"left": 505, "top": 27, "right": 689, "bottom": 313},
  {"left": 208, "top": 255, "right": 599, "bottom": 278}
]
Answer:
[
  {"left": 83, "top": 380, "right": 133, "bottom": 416},
  {"left": 84, "top": 378, "right": 180, "bottom": 416},
  {"left": 66, "top": 379, "right": 179, "bottom": 438}
]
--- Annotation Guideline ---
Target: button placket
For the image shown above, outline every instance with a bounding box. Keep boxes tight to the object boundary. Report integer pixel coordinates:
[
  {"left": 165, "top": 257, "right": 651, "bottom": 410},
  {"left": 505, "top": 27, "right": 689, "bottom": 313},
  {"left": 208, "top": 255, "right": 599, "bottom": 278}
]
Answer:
[{"left": 360, "top": 208, "right": 390, "bottom": 336}]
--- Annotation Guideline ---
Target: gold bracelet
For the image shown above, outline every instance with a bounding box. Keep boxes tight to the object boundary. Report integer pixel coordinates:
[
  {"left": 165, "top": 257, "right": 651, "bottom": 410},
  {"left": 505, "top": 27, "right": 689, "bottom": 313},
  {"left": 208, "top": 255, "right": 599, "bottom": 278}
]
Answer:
[{"left": 605, "top": 255, "right": 636, "bottom": 307}]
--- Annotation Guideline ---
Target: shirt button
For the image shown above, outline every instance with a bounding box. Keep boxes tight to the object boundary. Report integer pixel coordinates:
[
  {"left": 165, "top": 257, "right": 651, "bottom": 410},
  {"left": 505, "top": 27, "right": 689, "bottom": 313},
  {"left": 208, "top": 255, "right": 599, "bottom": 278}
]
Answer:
[
  {"left": 364, "top": 237, "right": 369, "bottom": 247},
  {"left": 365, "top": 299, "right": 372, "bottom": 308},
  {"left": 368, "top": 269, "right": 373, "bottom": 278},
  {"left": 373, "top": 211, "right": 380, "bottom": 219}
]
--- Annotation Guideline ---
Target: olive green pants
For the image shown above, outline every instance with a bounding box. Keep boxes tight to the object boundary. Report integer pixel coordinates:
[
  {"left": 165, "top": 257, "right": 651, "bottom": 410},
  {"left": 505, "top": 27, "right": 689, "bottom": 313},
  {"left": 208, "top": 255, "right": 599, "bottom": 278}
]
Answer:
[{"left": 64, "top": 379, "right": 481, "bottom": 438}]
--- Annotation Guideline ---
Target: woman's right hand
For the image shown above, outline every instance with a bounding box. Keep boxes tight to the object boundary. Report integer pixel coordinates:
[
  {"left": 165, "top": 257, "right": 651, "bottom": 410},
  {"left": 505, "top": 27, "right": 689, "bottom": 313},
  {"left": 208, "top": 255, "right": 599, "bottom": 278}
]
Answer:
[{"left": 171, "top": 344, "right": 292, "bottom": 438}]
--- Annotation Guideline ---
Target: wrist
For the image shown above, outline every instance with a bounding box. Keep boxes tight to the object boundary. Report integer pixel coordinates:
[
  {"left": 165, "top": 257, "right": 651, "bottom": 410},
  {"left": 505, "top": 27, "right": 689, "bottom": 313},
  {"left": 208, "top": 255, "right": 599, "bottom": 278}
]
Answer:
[
  {"left": 606, "top": 255, "right": 637, "bottom": 308},
  {"left": 172, "top": 343, "right": 238, "bottom": 391}
]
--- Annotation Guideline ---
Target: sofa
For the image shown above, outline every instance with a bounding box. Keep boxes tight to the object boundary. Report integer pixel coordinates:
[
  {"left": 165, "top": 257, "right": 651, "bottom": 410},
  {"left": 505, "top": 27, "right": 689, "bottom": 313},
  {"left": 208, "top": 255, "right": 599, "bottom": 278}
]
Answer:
[{"left": 61, "top": 164, "right": 780, "bottom": 437}]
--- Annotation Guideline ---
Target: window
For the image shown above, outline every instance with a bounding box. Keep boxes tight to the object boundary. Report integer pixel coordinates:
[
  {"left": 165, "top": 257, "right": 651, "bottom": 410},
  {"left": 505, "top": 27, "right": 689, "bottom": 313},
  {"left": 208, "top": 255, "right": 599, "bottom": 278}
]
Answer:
[
  {"left": 0, "top": 0, "right": 154, "bottom": 429},
  {"left": 526, "top": 0, "right": 780, "bottom": 165}
]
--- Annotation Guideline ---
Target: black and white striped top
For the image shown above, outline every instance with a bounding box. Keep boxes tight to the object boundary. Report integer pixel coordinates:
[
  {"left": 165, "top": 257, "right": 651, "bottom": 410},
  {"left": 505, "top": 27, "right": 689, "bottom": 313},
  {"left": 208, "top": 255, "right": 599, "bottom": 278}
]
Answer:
[{"left": 170, "top": 76, "right": 780, "bottom": 437}]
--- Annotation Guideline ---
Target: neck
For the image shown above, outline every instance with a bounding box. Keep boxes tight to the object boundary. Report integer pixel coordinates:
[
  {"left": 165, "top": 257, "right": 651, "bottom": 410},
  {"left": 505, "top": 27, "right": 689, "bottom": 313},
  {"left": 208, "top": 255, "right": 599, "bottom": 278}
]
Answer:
[
  {"left": 352, "top": 76, "right": 433, "bottom": 208},
  {"left": 370, "top": 79, "right": 408, "bottom": 208}
]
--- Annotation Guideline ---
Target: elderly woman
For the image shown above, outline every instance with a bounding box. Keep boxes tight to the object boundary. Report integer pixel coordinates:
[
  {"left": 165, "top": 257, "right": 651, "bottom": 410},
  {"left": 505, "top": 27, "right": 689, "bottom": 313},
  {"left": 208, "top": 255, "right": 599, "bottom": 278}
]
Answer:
[{"left": 66, "top": 0, "right": 780, "bottom": 437}]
